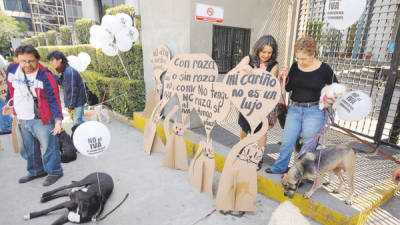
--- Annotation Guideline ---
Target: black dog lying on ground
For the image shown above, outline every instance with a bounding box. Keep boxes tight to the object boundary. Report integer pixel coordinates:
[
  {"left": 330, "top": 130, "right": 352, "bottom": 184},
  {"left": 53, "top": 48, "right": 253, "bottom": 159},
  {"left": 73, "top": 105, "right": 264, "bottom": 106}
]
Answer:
[
  {"left": 57, "top": 130, "right": 77, "bottom": 163},
  {"left": 24, "top": 172, "right": 114, "bottom": 225}
]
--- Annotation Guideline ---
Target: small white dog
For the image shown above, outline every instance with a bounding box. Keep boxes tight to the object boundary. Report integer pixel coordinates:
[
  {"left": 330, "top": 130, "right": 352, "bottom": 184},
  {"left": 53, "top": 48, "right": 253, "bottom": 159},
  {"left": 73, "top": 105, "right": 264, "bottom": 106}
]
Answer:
[
  {"left": 268, "top": 201, "right": 310, "bottom": 225},
  {"left": 319, "top": 83, "right": 347, "bottom": 110},
  {"left": 84, "top": 105, "right": 111, "bottom": 123}
]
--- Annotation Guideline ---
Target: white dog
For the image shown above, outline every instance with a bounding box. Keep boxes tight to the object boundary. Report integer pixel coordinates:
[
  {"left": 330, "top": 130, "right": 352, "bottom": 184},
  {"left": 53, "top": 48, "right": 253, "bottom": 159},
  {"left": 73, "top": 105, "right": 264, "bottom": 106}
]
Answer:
[
  {"left": 84, "top": 105, "right": 111, "bottom": 123},
  {"left": 268, "top": 201, "right": 310, "bottom": 225},
  {"left": 319, "top": 83, "right": 347, "bottom": 110}
]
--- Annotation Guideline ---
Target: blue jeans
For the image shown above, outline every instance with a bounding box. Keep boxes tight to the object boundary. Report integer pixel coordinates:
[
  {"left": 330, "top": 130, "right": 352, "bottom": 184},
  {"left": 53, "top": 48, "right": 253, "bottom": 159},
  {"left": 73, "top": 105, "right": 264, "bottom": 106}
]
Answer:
[
  {"left": 19, "top": 119, "right": 63, "bottom": 176},
  {"left": 72, "top": 106, "right": 85, "bottom": 126},
  {"left": 269, "top": 105, "right": 326, "bottom": 173},
  {"left": 0, "top": 98, "right": 12, "bottom": 132}
]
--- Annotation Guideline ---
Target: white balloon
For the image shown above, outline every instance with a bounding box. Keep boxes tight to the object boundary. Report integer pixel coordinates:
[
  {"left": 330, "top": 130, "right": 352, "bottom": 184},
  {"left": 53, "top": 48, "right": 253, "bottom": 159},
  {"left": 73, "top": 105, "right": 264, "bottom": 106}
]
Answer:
[
  {"left": 101, "top": 42, "right": 118, "bottom": 56},
  {"left": 336, "top": 91, "right": 372, "bottom": 122},
  {"left": 115, "top": 34, "right": 132, "bottom": 52},
  {"left": 72, "top": 121, "right": 111, "bottom": 157},
  {"left": 325, "top": 0, "right": 366, "bottom": 30},
  {"left": 78, "top": 52, "right": 91, "bottom": 67},
  {"left": 67, "top": 55, "right": 83, "bottom": 72},
  {"left": 126, "top": 26, "right": 139, "bottom": 43},
  {"left": 89, "top": 36, "right": 103, "bottom": 49},
  {"left": 90, "top": 25, "right": 114, "bottom": 45},
  {"left": 89, "top": 25, "right": 102, "bottom": 36},
  {"left": 101, "top": 15, "right": 122, "bottom": 35},
  {"left": 115, "top": 13, "right": 133, "bottom": 31}
]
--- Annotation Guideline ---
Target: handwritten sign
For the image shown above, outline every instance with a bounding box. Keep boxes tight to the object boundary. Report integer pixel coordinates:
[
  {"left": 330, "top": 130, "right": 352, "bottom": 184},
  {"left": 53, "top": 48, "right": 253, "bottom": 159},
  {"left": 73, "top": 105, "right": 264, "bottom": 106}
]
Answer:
[
  {"left": 151, "top": 45, "right": 170, "bottom": 78},
  {"left": 166, "top": 54, "right": 219, "bottom": 123},
  {"left": 223, "top": 68, "right": 280, "bottom": 132},
  {"left": 72, "top": 121, "right": 111, "bottom": 157}
]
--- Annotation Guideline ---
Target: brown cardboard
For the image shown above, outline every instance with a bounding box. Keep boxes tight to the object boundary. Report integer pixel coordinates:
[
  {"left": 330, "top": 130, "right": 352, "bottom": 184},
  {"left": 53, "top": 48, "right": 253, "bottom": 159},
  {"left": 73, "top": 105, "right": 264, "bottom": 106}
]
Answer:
[
  {"left": 215, "top": 68, "right": 281, "bottom": 211},
  {"left": 151, "top": 45, "right": 170, "bottom": 96},
  {"left": 142, "top": 89, "right": 160, "bottom": 118},
  {"left": 188, "top": 139, "right": 215, "bottom": 197},
  {"left": 162, "top": 105, "right": 189, "bottom": 170},
  {"left": 143, "top": 102, "right": 163, "bottom": 155},
  {"left": 12, "top": 117, "right": 19, "bottom": 153},
  {"left": 222, "top": 68, "right": 280, "bottom": 133}
]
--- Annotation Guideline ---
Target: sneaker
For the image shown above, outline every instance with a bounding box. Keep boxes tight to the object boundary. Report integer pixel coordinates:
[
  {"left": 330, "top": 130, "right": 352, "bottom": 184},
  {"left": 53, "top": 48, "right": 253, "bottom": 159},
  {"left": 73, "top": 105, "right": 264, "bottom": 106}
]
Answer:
[
  {"left": 42, "top": 174, "right": 63, "bottom": 186},
  {"left": 18, "top": 173, "right": 47, "bottom": 183}
]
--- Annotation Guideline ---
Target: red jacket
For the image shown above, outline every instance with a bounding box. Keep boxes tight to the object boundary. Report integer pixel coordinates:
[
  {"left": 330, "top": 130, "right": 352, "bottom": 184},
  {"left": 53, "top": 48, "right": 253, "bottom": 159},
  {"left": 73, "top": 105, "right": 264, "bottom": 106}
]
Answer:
[{"left": 6, "top": 63, "right": 63, "bottom": 124}]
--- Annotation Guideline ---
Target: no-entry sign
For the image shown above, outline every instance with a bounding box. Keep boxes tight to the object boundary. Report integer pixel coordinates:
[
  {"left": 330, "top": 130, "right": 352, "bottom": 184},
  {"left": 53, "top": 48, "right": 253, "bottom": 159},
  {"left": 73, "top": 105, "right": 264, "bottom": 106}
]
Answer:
[{"left": 196, "top": 3, "right": 224, "bottom": 23}]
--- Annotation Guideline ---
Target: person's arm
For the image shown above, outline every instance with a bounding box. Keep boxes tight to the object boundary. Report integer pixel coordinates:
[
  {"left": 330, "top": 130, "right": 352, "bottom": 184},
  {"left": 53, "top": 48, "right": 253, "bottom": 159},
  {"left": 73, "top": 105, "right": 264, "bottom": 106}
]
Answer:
[
  {"left": 392, "top": 165, "right": 400, "bottom": 185},
  {"left": 284, "top": 63, "right": 296, "bottom": 92},
  {"left": 234, "top": 56, "right": 253, "bottom": 74},
  {"left": 42, "top": 70, "right": 63, "bottom": 134}
]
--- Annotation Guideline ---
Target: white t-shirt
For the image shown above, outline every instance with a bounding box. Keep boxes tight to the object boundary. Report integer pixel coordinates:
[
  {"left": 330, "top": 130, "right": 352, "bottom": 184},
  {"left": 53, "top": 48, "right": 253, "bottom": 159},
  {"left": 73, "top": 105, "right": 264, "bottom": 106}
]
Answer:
[{"left": 10, "top": 66, "right": 38, "bottom": 120}]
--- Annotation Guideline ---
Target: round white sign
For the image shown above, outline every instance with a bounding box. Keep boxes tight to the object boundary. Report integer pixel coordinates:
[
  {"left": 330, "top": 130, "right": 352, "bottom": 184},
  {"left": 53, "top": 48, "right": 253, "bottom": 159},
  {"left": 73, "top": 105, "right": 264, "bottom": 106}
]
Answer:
[
  {"left": 72, "top": 121, "right": 111, "bottom": 157},
  {"left": 325, "top": 0, "right": 366, "bottom": 30},
  {"left": 336, "top": 91, "right": 372, "bottom": 122}
]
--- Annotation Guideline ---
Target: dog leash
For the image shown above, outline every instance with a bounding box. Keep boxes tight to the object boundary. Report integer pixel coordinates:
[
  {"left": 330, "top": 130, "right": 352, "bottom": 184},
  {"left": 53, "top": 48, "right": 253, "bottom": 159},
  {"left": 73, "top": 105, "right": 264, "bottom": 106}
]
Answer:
[
  {"left": 327, "top": 112, "right": 400, "bottom": 164},
  {"left": 97, "top": 193, "right": 130, "bottom": 221},
  {"left": 308, "top": 110, "right": 329, "bottom": 219}
]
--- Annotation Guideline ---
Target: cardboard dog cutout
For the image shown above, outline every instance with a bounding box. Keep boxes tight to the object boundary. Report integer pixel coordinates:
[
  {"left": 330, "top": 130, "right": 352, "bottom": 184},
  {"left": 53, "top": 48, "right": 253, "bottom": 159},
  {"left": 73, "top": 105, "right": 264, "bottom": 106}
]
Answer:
[
  {"left": 187, "top": 71, "right": 230, "bottom": 197},
  {"left": 143, "top": 45, "right": 170, "bottom": 118},
  {"left": 143, "top": 61, "right": 175, "bottom": 155},
  {"left": 162, "top": 105, "right": 189, "bottom": 170},
  {"left": 216, "top": 68, "right": 280, "bottom": 212}
]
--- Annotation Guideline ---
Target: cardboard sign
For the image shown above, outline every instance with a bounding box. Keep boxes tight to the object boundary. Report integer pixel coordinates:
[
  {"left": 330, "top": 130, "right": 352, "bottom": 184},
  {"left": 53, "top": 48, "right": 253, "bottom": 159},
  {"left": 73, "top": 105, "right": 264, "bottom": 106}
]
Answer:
[
  {"left": 166, "top": 54, "right": 219, "bottom": 123},
  {"left": 325, "top": 0, "right": 366, "bottom": 30},
  {"left": 162, "top": 105, "right": 189, "bottom": 170},
  {"left": 151, "top": 45, "right": 170, "bottom": 78},
  {"left": 189, "top": 140, "right": 215, "bottom": 197},
  {"left": 223, "top": 68, "right": 280, "bottom": 133}
]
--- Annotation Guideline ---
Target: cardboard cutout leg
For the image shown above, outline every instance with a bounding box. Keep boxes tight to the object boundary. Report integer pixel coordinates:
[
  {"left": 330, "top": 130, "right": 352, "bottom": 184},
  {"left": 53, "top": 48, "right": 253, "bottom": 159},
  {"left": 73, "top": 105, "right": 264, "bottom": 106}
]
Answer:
[
  {"left": 143, "top": 121, "right": 157, "bottom": 155},
  {"left": 189, "top": 140, "right": 215, "bottom": 197},
  {"left": 216, "top": 122, "right": 267, "bottom": 212},
  {"left": 12, "top": 117, "right": 19, "bottom": 153},
  {"left": 142, "top": 89, "right": 160, "bottom": 118},
  {"left": 152, "top": 134, "right": 165, "bottom": 153}
]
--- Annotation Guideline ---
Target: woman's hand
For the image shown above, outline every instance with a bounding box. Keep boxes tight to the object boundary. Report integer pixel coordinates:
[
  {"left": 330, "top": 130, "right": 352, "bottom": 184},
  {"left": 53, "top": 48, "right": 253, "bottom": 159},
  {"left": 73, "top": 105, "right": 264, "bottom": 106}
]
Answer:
[
  {"left": 242, "top": 65, "right": 253, "bottom": 74},
  {"left": 280, "top": 66, "right": 289, "bottom": 80},
  {"left": 392, "top": 165, "right": 400, "bottom": 185}
]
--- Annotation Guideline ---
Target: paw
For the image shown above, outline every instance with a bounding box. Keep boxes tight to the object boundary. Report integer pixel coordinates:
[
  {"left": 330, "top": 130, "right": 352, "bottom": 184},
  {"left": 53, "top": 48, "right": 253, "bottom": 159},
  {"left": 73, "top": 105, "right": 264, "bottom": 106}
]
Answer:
[
  {"left": 41, "top": 192, "right": 51, "bottom": 198},
  {"left": 322, "top": 182, "right": 330, "bottom": 186},
  {"left": 23, "top": 214, "right": 30, "bottom": 220},
  {"left": 345, "top": 199, "right": 353, "bottom": 205},
  {"left": 40, "top": 196, "right": 49, "bottom": 203},
  {"left": 303, "top": 191, "right": 312, "bottom": 199},
  {"left": 332, "top": 190, "right": 339, "bottom": 194}
]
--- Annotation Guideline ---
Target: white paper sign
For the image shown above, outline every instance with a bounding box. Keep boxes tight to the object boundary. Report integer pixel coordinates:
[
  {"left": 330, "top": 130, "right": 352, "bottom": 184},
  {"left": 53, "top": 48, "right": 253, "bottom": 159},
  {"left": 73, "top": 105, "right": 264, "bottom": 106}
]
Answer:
[
  {"left": 195, "top": 3, "right": 224, "bottom": 23},
  {"left": 325, "top": 0, "right": 366, "bottom": 30}
]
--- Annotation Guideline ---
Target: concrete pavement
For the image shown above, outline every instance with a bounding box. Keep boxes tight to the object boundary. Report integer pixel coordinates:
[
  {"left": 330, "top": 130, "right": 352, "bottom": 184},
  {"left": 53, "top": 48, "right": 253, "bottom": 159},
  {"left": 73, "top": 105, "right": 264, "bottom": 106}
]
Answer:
[{"left": 0, "top": 117, "right": 320, "bottom": 225}]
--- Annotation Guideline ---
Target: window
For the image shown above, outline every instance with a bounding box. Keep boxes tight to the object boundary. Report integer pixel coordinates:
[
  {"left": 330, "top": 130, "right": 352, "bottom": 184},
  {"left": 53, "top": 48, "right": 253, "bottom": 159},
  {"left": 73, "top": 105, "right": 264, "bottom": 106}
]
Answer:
[
  {"left": 4, "top": 0, "right": 29, "bottom": 13},
  {"left": 212, "top": 25, "right": 251, "bottom": 73}
]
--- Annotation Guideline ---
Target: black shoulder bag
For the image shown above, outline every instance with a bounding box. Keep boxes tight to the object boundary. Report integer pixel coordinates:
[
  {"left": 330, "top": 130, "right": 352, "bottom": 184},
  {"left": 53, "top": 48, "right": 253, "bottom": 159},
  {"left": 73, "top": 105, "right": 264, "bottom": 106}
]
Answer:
[{"left": 23, "top": 71, "right": 41, "bottom": 119}]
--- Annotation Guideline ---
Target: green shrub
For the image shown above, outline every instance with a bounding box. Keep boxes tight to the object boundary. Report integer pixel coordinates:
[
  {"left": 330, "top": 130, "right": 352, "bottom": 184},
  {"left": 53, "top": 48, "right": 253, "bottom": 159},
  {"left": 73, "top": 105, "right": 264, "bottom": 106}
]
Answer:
[
  {"left": 75, "top": 18, "right": 93, "bottom": 44},
  {"left": 81, "top": 70, "right": 145, "bottom": 116},
  {"left": 135, "top": 16, "right": 141, "bottom": 32},
  {"left": 38, "top": 33, "right": 46, "bottom": 46},
  {"left": 60, "top": 25, "right": 72, "bottom": 45},
  {"left": 31, "top": 35, "right": 39, "bottom": 47},
  {"left": 38, "top": 44, "right": 143, "bottom": 80},
  {"left": 46, "top": 30, "right": 57, "bottom": 46},
  {"left": 21, "top": 38, "right": 33, "bottom": 45},
  {"left": 105, "top": 4, "right": 135, "bottom": 17}
]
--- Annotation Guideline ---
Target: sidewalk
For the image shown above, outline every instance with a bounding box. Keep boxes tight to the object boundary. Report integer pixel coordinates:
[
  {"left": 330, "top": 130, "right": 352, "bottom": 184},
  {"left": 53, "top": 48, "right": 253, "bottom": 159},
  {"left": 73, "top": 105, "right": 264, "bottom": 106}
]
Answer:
[{"left": 0, "top": 117, "right": 320, "bottom": 225}]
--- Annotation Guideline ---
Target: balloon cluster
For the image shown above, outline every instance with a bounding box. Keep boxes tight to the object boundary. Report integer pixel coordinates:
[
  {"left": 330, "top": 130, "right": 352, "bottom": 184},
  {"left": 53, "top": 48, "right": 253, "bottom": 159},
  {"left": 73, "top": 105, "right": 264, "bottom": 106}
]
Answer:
[
  {"left": 90, "top": 13, "right": 139, "bottom": 56},
  {"left": 67, "top": 52, "right": 91, "bottom": 72}
]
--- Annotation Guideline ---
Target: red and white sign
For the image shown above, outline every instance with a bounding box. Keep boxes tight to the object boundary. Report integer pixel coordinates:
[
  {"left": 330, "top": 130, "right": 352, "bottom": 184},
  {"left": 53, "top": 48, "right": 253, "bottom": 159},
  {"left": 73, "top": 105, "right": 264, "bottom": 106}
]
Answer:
[{"left": 196, "top": 3, "right": 224, "bottom": 23}]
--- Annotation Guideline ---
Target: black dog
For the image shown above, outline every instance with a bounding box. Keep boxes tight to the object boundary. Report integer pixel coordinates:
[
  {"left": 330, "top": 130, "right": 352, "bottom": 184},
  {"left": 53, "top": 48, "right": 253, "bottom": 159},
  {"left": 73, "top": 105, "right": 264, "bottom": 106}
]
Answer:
[
  {"left": 57, "top": 130, "right": 77, "bottom": 163},
  {"left": 24, "top": 172, "right": 114, "bottom": 225}
]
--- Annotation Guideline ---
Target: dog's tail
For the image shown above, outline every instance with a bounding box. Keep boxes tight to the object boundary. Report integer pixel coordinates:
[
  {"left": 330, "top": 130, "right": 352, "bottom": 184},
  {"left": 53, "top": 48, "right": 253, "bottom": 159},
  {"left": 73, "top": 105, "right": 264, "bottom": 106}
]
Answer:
[{"left": 352, "top": 146, "right": 379, "bottom": 156}]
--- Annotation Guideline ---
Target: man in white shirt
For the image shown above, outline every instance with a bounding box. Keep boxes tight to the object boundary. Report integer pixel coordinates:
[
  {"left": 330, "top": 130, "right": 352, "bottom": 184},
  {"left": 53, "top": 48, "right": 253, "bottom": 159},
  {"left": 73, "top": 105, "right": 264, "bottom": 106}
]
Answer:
[{"left": 2, "top": 45, "right": 64, "bottom": 186}]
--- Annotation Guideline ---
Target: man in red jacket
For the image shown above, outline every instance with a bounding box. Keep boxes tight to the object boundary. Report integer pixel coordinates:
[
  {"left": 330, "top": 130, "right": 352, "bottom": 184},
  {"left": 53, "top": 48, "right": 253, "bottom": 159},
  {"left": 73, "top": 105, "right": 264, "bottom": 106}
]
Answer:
[{"left": 2, "top": 45, "right": 64, "bottom": 186}]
